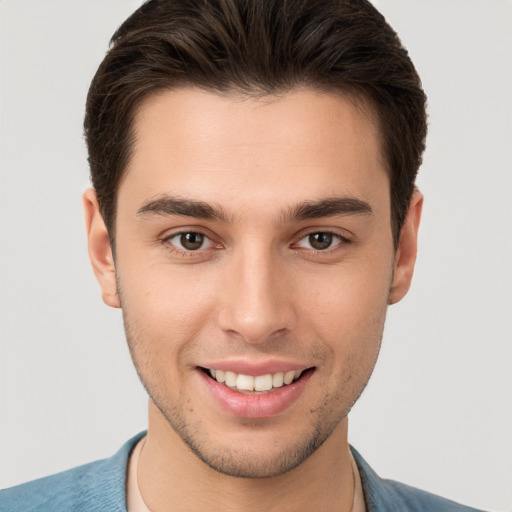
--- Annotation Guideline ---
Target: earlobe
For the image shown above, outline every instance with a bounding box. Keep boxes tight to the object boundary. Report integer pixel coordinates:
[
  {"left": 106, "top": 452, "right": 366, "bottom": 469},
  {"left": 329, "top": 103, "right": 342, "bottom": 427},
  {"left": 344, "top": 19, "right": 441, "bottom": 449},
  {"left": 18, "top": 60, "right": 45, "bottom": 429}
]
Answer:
[
  {"left": 83, "top": 188, "right": 120, "bottom": 308},
  {"left": 388, "top": 189, "right": 423, "bottom": 305}
]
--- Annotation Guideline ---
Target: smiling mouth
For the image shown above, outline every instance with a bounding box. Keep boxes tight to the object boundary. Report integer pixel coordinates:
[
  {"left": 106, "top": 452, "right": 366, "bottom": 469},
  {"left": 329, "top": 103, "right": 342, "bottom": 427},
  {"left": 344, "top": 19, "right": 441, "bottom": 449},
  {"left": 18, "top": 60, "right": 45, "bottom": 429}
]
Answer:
[{"left": 200, "top": 367, "right": 314, "bottom": 394}]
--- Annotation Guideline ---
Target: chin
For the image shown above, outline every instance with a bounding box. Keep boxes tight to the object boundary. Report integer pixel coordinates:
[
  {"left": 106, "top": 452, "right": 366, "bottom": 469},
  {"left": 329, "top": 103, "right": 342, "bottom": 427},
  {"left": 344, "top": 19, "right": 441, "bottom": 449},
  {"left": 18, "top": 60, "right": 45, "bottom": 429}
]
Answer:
[
  {"left": 153, "top": 393, "right": 344, "bottom": 479},
  {"left": 184, "top": 431, "right": 325, "bottom": 479}
]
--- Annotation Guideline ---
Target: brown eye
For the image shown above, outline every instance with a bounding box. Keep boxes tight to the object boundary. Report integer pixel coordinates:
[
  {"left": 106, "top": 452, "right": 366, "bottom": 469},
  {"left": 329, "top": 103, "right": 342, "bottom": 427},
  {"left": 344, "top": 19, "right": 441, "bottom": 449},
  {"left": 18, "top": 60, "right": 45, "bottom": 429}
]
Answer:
[
  {"left": 308, "top": 232, "right": 334, "bottom": 250},
  {"left": 167, "top": 232, "right": 213, "bottom": 251},
  {"left": 179, "top": 232, "right": 204, "bottom": 250},
  {"left": 296, "top": 232, "right": 343, "bottom": 251}
]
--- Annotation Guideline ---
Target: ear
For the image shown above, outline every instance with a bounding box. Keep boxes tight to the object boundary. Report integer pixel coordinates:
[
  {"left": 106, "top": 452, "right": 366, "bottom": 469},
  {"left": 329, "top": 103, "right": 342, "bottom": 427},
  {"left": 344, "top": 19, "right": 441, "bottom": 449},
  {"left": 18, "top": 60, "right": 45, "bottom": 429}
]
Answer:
[
  {"left": 388, "top": 189, "right": 423, "bottom": 305},
  {"left": 83, "top": 188, "right": 120, "bottom": 308}
]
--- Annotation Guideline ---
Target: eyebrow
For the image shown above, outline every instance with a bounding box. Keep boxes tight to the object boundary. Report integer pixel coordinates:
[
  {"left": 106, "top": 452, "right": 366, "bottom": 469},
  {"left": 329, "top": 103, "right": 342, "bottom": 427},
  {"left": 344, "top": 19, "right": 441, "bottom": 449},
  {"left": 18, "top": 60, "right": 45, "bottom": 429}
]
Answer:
[
  {"left": 137, "top": 195, "right": 372, "bottom": 223},
  {"left": 137, "top": 196, "right": 232, "bottom": 223},
  {"left": 283, "top": 197, "right": 373, "bottom": 222}
]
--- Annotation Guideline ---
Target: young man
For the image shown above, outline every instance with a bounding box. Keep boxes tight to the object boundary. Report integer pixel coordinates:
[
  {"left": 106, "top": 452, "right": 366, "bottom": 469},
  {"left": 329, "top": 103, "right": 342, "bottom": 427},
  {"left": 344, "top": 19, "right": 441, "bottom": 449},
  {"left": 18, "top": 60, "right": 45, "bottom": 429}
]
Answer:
[{"left": 1, "top": 1, "right": 487, "bottom": 511}]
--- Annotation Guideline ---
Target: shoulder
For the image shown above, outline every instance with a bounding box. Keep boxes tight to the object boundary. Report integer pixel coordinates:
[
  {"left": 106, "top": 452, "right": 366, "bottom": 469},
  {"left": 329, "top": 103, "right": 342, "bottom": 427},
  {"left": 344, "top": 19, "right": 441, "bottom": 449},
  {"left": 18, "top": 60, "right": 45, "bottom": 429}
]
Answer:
[
  {"left": 379, "top": 479, "right": 486, "bottom": 512},
  {"left": 351, "top": 446, "right": 487, "bottom": 512},
  {"left": 0, "top": 433, "right": 144, "bottom": 512},
  {"left": 1, "top": 459, "right": 121, "bottom": 512}
]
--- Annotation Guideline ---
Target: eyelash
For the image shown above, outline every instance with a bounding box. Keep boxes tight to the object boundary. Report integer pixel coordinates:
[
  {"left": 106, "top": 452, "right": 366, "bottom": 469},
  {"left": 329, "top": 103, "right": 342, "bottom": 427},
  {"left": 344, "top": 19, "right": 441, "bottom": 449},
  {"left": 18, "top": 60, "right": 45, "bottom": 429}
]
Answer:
[
  {"left": 162, "top": 231, "right": 219, "bottom": 257},
  {"left": 293, "top": 231, "right": 351, "bottom": 253},
  {"left": 161, "top": 229, "right": 351, "bottom": 256}
]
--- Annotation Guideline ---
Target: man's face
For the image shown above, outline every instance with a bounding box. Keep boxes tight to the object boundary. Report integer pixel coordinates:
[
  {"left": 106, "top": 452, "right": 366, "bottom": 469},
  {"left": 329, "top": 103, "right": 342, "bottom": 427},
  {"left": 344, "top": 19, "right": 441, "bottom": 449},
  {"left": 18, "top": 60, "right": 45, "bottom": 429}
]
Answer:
[{"left": 87, "top": 88, "right": 418, "bottom": 478}]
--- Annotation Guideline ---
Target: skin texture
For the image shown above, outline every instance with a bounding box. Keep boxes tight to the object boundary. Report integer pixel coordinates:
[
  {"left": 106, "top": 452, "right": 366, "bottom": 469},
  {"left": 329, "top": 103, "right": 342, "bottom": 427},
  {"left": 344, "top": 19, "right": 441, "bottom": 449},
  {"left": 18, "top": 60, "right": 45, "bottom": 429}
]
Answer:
[{"left": 84, "top": 88, "right": 422, "bottom": 512}]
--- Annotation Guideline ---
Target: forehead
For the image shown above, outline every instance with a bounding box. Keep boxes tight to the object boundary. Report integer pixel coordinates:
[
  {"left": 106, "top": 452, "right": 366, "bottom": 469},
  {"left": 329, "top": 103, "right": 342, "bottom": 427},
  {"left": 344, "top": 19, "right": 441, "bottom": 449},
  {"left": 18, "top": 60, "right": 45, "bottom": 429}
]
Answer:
[{"left": 119, "top": 88, "right": 388, "bottom": 217}]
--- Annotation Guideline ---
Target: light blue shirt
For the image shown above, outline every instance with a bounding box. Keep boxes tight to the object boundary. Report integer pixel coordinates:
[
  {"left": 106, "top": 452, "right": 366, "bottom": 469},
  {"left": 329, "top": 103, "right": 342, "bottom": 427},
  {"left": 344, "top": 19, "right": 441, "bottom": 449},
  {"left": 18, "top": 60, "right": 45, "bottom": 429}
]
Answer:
[{"left": 1, "top": 432, "right": 486, "bottom": 511}]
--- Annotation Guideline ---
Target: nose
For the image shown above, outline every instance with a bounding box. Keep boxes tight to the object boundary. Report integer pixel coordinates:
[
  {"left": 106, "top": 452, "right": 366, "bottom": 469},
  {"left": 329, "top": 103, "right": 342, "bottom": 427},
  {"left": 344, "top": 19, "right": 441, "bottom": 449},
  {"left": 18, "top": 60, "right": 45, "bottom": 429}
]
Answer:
[{"left": 216, "top": 244, "right": 297, "bottom": 345}]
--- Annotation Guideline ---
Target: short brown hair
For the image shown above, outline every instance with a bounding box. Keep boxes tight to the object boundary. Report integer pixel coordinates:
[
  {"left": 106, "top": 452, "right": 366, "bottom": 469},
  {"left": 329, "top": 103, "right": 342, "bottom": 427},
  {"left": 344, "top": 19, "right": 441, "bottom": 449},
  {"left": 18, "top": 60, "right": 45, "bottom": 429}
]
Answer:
[{"left": 84, "top": 0, "right": 427, "bottom": 246}]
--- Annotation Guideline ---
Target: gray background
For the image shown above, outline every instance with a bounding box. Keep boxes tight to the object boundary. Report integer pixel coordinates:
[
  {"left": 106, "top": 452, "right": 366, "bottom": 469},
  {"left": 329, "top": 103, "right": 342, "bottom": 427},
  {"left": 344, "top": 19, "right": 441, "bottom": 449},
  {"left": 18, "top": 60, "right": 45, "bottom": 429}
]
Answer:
[{"left": 1, "top": 1, "right": 511, "bottom": 511}]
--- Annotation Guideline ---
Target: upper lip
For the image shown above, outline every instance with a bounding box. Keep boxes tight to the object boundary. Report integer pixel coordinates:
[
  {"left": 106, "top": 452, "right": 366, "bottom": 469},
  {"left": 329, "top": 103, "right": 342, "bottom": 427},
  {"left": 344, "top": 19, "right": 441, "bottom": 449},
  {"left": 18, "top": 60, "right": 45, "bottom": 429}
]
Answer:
[{"left": 197, "top": 360, "right": 313, "bottom": 376}]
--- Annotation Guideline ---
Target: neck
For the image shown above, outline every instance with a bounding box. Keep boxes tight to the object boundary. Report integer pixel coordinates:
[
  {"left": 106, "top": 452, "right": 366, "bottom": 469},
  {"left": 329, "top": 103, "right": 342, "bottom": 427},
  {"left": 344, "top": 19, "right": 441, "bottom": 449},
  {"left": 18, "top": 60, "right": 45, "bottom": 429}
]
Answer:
[{"left": 138, "top": 401, "right": 356, "bottom": 512}]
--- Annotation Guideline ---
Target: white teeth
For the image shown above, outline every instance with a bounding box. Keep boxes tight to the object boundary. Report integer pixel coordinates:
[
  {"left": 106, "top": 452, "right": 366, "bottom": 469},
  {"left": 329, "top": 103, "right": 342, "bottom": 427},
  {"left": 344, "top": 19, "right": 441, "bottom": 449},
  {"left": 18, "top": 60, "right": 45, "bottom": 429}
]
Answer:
[
  {"left": 224, "top": 371, "right": 237, "bottom": 387},
  {"left": 272, "top": 372, "right": 284, "bottom": 388},
  {"left": 254, "top": 374, "right": 273, "bottom": 392},
  {"left": 208, "top": 368, "right": 306, "bottom": 392},
  {"left": 283, "top": 370, "right": 296, "bottom": 385},
  {"left": 236, "top": 374, "right": 255, "bottom": 391}
]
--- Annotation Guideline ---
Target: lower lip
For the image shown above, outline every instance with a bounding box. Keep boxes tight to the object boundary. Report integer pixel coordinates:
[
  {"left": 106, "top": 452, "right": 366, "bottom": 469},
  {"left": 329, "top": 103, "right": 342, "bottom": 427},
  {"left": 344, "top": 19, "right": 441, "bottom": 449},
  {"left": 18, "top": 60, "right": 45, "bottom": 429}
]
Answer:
[{"left": 199, "top": 369, "right": 313, "bottom": 419}]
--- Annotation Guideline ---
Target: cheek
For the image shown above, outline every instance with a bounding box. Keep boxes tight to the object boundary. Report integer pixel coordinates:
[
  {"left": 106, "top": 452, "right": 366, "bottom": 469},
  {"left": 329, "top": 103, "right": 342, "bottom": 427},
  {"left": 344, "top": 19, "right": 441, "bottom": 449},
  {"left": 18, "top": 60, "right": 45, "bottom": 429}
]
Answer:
[
  {"left": 119, "top": 260, "right": 215, "bottom": 327},
  {"left": 300, "top": 254, "right": 392, "bottom": 322},
  {"left": 296, "top": 255, "right": 392, "bottom": 366},
  {"left": 116, "top": 262, "right": 220, "bottom": 381}
]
